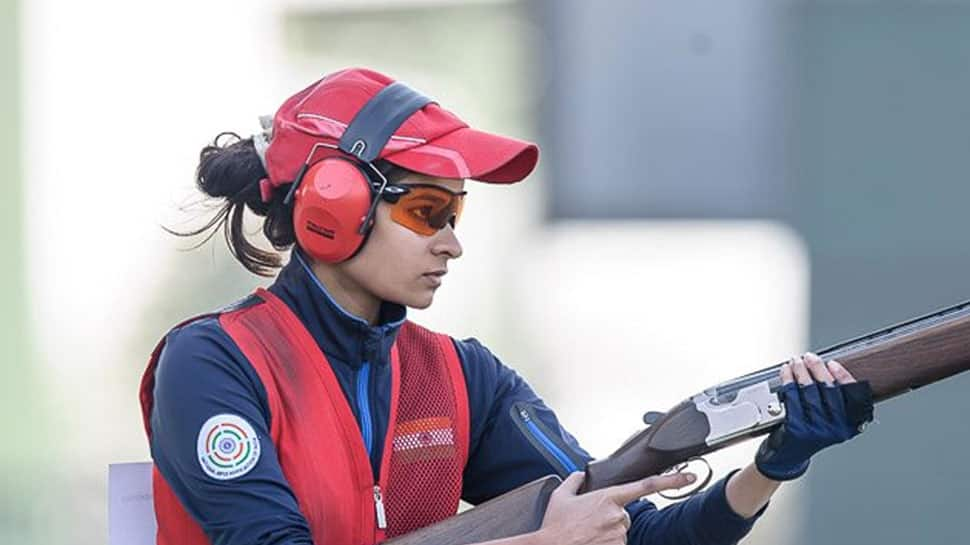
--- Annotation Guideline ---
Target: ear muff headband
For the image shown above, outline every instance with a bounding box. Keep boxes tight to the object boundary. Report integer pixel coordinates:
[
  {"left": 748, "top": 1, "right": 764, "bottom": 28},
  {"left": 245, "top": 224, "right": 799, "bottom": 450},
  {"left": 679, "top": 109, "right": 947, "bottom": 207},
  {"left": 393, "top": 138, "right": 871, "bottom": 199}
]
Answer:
[{"left": 339, "top": 82, "right": 434, "bottom": 161}]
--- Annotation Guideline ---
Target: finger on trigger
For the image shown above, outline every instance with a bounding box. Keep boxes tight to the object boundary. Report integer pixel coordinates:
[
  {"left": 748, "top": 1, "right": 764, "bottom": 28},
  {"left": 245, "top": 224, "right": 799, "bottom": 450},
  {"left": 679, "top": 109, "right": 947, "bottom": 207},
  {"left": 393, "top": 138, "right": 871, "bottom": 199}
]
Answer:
[
  {"left": 804, "top": 352, "right": 835, "bottom": 385},
  {"left": 826, "top": 360, "right": 857, "bottom": 384},
  {"left": 623, "top": 474, "right": 691, "bottom": 504},
  {"left": 654, "top": 472, "right": 696, "bottom": 493},
  {"left": 607, "top": 478, "right": 651, "bottom": 505}
]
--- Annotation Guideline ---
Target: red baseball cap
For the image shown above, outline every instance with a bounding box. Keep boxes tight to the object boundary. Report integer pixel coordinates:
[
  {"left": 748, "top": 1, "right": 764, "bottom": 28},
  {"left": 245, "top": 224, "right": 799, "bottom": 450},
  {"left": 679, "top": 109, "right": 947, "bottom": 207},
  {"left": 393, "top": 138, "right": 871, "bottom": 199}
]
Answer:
[{"left": 260, "top": 68, "right": 539, "bottom": 199}]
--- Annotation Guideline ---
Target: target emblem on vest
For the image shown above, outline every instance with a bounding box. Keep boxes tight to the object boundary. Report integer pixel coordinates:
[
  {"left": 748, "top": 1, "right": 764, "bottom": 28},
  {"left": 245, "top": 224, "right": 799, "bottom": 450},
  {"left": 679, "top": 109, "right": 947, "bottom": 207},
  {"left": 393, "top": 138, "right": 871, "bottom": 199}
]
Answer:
[{"left": 196, "top": 414, "right": 261, "bottom": 480}]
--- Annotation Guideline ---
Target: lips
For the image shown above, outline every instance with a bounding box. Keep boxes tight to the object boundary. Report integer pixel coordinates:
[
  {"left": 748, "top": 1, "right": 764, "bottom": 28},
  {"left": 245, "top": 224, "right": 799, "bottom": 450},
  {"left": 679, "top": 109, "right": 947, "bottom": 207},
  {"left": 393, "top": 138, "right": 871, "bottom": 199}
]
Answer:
[{"left": 422, "top": 270, "right": 446, "bottom": 287}]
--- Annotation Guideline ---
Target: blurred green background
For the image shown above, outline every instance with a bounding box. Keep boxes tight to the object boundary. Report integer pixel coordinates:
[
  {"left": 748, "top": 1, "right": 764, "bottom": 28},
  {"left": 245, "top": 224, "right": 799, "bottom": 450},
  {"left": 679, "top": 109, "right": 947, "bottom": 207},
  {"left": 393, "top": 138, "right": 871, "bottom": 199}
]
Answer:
[{"left": 1, "top": 0, "right": 45, "bottom": 542}]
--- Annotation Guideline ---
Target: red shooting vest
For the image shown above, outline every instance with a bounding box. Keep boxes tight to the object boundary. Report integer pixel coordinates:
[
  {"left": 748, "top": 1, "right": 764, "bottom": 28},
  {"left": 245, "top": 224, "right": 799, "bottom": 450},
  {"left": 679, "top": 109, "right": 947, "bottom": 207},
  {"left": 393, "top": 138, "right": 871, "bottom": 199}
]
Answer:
[{"left": 139, "top": 288, "right": 470, "bottom": 545}]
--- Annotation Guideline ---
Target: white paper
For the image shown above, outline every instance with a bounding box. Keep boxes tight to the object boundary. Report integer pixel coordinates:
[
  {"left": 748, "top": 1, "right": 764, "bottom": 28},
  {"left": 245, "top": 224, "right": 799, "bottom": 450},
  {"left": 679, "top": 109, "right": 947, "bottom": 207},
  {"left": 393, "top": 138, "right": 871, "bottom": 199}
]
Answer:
[{"left": 108, "top": 462, "right": 156, "bottom": 545}]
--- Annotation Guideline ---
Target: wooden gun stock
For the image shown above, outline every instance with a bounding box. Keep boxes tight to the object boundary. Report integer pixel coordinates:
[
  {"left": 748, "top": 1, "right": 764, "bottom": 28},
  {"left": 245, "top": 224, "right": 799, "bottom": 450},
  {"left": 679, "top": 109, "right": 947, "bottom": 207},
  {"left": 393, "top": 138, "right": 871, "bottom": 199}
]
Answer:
[
  {"left": 384, "top": 476, "right": 559, "bottom": 545},
  {"left": 385, "top": 300, "right": 970, "bottom": 545}
]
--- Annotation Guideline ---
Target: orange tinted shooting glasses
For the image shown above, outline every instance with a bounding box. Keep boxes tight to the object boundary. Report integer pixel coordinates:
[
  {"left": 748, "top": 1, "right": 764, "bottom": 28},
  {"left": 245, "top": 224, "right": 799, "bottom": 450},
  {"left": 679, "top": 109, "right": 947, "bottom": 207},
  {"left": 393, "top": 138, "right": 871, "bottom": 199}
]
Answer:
[{"left": 380, "top": 183, "right": 467, "bottom": 236}]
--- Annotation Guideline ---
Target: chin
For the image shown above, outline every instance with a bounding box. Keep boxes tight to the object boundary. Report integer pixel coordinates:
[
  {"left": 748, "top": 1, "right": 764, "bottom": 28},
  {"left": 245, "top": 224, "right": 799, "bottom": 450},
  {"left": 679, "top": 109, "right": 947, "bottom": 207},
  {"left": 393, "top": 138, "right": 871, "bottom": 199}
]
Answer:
[
  {"left": 410, "top": 296, "right": 435, "bottom": 309},
  {"left": 400, "top": 291, "right": 435, "bottom": 310}
]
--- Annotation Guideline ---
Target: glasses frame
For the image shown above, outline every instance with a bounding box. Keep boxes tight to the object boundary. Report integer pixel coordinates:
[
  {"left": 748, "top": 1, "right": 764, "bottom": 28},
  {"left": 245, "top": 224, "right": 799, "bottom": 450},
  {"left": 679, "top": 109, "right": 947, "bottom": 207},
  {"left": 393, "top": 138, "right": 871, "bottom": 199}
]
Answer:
[
  {"left": 378, "top": 182, "right": 468, "bottom": 234},
  {"left": 378, "top": 183, "right": 468, "bottom": 203}
]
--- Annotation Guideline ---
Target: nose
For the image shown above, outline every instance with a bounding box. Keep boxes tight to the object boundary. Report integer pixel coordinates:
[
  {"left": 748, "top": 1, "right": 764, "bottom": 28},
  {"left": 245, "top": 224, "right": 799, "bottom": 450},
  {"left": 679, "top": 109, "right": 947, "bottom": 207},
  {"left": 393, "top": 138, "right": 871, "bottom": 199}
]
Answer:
[{"left": 430, "top": 224, "right": 463, "bottom": 259}]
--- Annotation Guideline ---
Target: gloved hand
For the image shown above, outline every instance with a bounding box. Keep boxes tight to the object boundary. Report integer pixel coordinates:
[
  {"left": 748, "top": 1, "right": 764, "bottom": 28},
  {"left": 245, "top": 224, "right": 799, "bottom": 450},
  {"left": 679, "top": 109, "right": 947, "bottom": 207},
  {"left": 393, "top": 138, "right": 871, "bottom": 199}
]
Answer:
[{"left": 755, "top": 352, "right": 875, "bottom": 481}]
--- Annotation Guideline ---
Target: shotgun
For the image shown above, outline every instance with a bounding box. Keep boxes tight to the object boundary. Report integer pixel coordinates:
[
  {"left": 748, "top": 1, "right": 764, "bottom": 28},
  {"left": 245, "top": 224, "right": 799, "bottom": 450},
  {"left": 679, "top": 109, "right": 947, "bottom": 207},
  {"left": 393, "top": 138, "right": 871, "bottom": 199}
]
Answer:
[{"left": 386, "top": 299, "right": 970, "bottom": 545}]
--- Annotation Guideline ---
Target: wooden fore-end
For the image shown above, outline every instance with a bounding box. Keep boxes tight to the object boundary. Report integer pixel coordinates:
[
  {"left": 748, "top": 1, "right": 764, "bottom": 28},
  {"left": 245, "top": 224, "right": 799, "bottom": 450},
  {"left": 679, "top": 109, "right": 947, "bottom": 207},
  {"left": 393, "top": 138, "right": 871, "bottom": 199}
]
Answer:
[
  {"left": 581, "top": 301, "right": 970, "bottom": 493},
  {"left": 820, "top": 304, "right": 970, "bottom": 402},
  {"left": 580, "top": 400, "right": 711, "bottom": 494},
  {"left": 383, "top": 476, "right": 561, "bottom": 545}
]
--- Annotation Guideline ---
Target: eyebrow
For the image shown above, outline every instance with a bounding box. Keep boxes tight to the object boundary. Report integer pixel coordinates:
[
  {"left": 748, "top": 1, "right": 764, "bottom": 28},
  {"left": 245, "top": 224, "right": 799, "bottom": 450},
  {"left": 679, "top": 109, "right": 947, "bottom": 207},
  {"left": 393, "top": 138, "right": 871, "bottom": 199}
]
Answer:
[{"left": 400, "top": 178, "right": 465, "bottom": 190}]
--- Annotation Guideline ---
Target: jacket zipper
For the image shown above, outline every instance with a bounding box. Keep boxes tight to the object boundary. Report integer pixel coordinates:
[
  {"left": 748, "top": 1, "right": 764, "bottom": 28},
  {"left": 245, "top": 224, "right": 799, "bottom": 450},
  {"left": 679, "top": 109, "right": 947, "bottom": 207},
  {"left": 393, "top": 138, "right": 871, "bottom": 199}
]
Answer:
[
  {"left": 373, "top": 485, "right": 387, "bottom": 529},
  {"left": 356, "top": 363, "right": 374, "bottom": 455},
  {"left": 356, "top": 362, "right": 387, "bottom": 530},
  {"left": 512, "top": 403, "right": 580, "bottom": 475}
]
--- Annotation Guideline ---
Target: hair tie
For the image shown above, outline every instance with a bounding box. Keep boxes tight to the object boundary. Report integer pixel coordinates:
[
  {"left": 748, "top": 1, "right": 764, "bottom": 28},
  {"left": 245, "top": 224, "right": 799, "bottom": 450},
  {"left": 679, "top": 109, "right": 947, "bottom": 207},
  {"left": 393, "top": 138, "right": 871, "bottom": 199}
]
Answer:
[
  {"left": 259, "top": 178, "right": 274, "bottom": 203},
  {"left": 252, "top": 115, "right": 275, "bottom": 202},
  {"left": 252, "top": 114, "right": 273, "bottom": 172}
]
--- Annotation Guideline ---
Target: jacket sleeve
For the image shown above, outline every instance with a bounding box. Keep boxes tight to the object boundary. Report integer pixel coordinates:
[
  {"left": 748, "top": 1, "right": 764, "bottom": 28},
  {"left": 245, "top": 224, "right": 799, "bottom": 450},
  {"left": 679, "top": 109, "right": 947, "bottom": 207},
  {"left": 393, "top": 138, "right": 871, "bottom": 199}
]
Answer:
[
  {"left": 453, "top": 337, "right": 765, "bottom": 545},
  {"left": 625, "top": 470, "right": 767, "bottom": 545},
  {"left": 149, "top": 317, "right": 314, "bottom": 545}
]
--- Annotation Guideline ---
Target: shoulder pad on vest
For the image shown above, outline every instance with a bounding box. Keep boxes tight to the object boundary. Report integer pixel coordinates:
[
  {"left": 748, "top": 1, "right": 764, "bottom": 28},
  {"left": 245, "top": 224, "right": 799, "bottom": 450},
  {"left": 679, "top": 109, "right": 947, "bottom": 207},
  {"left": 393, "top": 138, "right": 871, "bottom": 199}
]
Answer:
[
  {"left": 215, "top": 293, "right": 264, "bottom": 315},
  {"left": 164, "top": 294, "right": 263, "bottom": 336}
]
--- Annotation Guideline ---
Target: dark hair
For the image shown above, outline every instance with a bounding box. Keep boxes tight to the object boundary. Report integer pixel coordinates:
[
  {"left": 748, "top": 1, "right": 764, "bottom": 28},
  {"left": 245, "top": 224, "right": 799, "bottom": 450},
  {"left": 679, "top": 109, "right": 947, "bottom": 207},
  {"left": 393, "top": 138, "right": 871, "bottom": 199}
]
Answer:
[{"left": 167, "top": 131, "right": 411, "bottom": 277}]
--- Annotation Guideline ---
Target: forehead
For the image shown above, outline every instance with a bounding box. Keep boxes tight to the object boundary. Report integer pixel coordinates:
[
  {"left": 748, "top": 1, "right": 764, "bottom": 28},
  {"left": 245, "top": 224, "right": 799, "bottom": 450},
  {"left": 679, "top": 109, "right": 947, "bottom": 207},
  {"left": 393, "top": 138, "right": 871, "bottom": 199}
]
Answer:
[{"left": 399, "top": 173, "right": 465, "bottom": 192}]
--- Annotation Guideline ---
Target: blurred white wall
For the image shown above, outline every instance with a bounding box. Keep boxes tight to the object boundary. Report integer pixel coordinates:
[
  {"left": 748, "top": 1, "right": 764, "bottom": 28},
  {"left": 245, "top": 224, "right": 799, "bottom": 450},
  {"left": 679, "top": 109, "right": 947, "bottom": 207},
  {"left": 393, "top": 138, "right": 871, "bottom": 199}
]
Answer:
[
  {"left": 511, "top": 221, "right": 810, "bottom": 542},
  {"left": 23, "top": 0, "right": 289, "bottom": 376},
  {"left": 21, "top": 1, "right": 290, "bottom": 540}
]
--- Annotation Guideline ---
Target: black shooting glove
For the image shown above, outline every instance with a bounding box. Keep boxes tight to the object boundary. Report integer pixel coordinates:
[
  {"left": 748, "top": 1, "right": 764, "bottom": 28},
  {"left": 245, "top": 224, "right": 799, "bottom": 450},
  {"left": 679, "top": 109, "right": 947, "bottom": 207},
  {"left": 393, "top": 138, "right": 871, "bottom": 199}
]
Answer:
[{"left": 755, "top": 380, "right": 874, "bottom": 481}]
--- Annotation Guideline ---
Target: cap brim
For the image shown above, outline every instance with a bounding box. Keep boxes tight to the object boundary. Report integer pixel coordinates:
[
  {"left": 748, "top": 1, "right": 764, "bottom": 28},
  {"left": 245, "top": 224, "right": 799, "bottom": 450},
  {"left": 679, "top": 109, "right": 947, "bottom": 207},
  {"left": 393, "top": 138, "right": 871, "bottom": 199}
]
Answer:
[{"left": 383, "top": 127, "right": 539, "bottom": 183}]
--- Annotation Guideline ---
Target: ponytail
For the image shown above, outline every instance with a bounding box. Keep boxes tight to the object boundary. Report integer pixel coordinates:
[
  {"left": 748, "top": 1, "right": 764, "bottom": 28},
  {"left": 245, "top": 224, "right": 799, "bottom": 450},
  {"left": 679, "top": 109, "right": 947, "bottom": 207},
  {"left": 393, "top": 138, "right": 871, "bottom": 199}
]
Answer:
[
  {"left": 166, "top": 131, "right": 295, "bottom": 277},
  {"left": 167, "top": 131, "right": 413, "bottom": 276}
]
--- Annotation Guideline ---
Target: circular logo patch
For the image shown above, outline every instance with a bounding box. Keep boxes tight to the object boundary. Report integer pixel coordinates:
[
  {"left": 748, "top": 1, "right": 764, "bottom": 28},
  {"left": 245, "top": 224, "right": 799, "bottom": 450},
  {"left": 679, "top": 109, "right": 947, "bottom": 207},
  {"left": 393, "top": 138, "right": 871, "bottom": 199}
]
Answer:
[{"left": 196, "top": 414, "right": 261, "bottom": 480}]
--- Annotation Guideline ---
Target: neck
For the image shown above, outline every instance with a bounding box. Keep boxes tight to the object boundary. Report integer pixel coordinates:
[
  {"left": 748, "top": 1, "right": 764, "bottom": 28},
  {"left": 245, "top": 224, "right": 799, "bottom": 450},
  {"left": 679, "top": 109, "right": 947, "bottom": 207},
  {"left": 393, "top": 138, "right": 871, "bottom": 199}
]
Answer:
[{"left": 309, "top": 260, "right": 381, "bottom": 326}]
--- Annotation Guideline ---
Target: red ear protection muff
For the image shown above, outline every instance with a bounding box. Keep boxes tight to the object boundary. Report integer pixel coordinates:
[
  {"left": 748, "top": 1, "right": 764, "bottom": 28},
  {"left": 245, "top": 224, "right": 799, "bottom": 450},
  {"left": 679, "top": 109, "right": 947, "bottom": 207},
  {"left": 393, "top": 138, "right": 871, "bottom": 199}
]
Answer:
[
  {"left": 292, "top": 157, "right": 376, "bottom": 264},
  {"left": 283, "top": 81, "right": 435, "bottom": 264}
]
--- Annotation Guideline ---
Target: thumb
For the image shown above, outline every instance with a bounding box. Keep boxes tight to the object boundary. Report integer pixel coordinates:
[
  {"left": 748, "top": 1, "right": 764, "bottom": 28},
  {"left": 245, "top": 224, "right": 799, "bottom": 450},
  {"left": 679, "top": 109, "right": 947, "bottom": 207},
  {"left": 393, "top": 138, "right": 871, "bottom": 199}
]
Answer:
[{"left": 554, "top": 471, "right": 585, "bottom": 496}]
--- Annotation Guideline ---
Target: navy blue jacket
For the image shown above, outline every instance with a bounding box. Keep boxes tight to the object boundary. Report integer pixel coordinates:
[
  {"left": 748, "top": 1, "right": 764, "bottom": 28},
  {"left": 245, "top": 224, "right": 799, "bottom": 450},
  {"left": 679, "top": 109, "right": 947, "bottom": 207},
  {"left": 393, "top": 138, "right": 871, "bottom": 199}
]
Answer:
[{"left": 149, "top": 249, "right": 763, "bottom": 545}]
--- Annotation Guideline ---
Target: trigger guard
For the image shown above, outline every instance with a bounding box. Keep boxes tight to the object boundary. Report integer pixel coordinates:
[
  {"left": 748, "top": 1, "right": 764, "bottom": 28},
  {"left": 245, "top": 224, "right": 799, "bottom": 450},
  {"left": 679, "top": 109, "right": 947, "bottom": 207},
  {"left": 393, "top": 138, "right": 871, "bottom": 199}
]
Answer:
[{"left": 658, "top": 457, "right": 714, "bottom": 501}]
